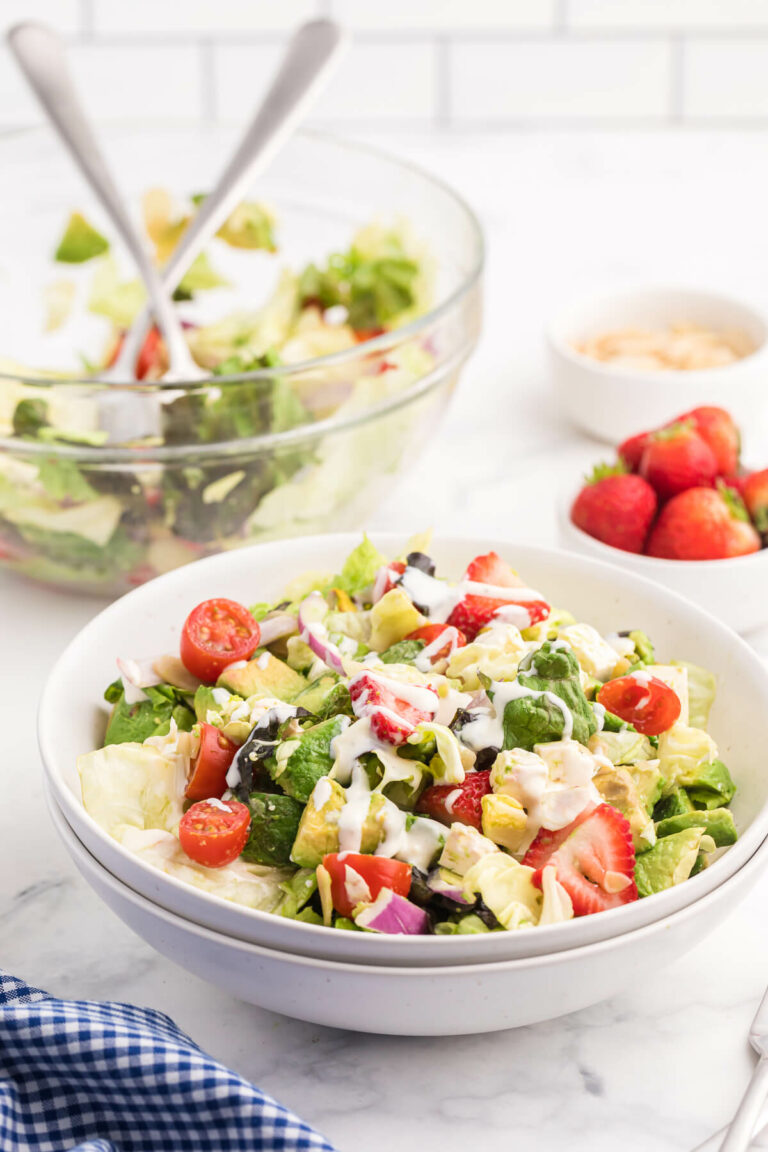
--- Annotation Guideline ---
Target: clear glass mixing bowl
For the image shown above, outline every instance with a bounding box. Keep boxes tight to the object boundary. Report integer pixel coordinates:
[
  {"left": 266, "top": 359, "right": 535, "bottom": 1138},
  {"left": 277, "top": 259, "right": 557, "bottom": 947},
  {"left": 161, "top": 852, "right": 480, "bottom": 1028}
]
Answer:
[{"left": 0, "top": 127, "right": 483, "bottom": 595}]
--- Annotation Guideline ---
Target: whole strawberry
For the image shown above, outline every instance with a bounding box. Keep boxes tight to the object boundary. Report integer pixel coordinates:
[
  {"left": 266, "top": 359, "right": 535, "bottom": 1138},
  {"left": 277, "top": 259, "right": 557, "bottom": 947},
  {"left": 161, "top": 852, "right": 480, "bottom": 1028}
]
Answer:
[
  {"left": 646, "top": 485, "right": 760, "bottom": 560},
  {"left": 639, "top": 422, "right": 718, "bottom": 500},
  {"left": 618, "top": 429, "right": 651, "bottom": 473},
  {"left": 743, "top": 469, "right": 768, "bottom": 540},
  {"left": 571, "top": 466, "right": 657, "bottom": 554},
  {"left": 676, "top": 406, "right": 740, "bottom": 476}
]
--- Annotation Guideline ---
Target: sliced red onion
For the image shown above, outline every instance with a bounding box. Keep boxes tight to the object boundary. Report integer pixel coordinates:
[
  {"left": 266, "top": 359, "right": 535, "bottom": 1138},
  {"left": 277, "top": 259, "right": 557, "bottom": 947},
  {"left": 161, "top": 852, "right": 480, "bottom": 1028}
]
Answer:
[
  {"left": 257, "top": 612, "right": 299, "bottom": 646},
  {"left": 354, "top": 889, "right": 430, "bottom": 935},
  {"left": 297, "top": 592, "right": 346, "bottom": 675},
  {"left": 426, "top": 869, "right": 472, "bottom": 905}
]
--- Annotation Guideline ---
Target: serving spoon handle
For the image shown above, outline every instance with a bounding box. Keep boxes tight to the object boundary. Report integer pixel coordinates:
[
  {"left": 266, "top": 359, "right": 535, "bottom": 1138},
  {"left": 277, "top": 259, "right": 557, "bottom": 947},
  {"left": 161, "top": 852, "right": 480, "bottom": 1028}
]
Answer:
[
  {"left": 7, "top": 20, "right": 200, "bottom": 382},
  {"left": 117, "top": 17, "right": 348, "bottom": 378}
]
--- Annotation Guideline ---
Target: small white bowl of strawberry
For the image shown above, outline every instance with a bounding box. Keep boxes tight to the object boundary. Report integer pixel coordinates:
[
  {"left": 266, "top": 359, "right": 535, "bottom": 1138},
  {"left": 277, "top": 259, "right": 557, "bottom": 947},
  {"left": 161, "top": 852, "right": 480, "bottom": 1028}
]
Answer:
[{"left": 560, "top": 405, "right": 768, "bottom": 633}]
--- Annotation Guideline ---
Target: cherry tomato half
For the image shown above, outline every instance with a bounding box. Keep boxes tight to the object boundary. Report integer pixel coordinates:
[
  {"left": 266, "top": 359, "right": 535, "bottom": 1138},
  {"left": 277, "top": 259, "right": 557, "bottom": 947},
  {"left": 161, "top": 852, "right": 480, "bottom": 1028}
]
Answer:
[
  {"left": 180, "top": 598, "right": 260, "bottom": 683},
  {"left": 597, "top": 674, "right": 681, "bottom": 737},
  {"left": 405, "top": 623, "right": 467, "bottom": 662},
  {"left": 105, "top": 325, "right": 167, "bottom": 380},
  {"left": 179, "top": 799, "right": 250, "bottom": 868},
  {"left": 185, "top": 723, "right": 238, "bottom": 802},
  {"left": 322, "top": 853, "right": 412, "bottom": 918}
]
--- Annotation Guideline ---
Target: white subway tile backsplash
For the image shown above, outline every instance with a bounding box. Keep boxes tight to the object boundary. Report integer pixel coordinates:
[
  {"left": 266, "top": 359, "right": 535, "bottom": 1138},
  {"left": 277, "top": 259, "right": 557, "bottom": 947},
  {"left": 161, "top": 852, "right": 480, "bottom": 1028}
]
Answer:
[
  {"left": 684, "top": 40, "right": 768, "bottom": 119},
  {"left": 67, "top": 45, "right": 204, "bottom": 120},
  {"left": 568, "top": 0, "right": 768, "bottom": 31},
  {"left": 214, "top": 40, "right": 437, "bottom": 123},
  {"left": 93, "top": 0, "right": 320, "bottom": 36},
  {"left": 330, "top": 0, "right": 556, "bottom": 32},
  {"left": 452, "top": 40, "right": 671, "bottom": 121},
  {"left": 0, "top": 0, "right": 82, "bottom": 35}
]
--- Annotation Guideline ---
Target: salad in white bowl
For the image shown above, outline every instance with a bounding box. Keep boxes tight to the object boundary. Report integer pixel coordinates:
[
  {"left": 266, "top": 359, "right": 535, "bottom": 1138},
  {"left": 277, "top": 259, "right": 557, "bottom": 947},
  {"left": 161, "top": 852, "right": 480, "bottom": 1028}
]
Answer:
[{"left": 76, "top": 535, "right": 737, "bottom": 938}]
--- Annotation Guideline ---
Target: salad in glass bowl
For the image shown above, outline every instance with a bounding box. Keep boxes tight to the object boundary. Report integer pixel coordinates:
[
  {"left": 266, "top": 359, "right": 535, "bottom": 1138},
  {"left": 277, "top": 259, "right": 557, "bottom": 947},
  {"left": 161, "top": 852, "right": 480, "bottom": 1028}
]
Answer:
[
  {"left": 77, "top": 535, "right": 737, "bottom": 938},
  {"left": 0, "top": 129, "right": 482, "bottom": 594}
]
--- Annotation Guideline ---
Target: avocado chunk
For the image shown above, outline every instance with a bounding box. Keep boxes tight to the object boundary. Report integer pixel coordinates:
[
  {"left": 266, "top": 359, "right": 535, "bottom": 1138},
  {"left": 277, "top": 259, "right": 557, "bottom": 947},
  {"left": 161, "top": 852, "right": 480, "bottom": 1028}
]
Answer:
[
  {"left": 291, "top": 674, "right": 348, "bottom": 717},
  {"left": 290, "top": 778, "right": 386, "bottom": 867},
  {"left": 653, "top": 788, "right": 694, "bottom": 821},
  {"left": 55, "top": 211, "right": 109, "bottom": 263},
  {"left": 635, "top": 827, "right": 704, "bottom": 896},
  {"left": 629, "top": 762, "right": 664, "bottom": 815},
  {"left": 656, "top": 807, "right": 737, "bottom": 847},
  {"left": 217, "top": 651, "right": 306, "bottom": 701},
  {"left": 594, "top": 766, "right": 656, "bottom": 852},
  {"left": 685, "top": 759, "right": 736, "bottom": 810},
  {"left": 276, "top": 868, "right": 318, "bottom": 918},
  {"left": 241, "top": 792, "right": 304, "bottom": 866},
  {"left": 379, "top": 639, "right": 425, "bottom": 665},
  {"left": 269, "top": 715, "right": 348, "bottom": 803}
]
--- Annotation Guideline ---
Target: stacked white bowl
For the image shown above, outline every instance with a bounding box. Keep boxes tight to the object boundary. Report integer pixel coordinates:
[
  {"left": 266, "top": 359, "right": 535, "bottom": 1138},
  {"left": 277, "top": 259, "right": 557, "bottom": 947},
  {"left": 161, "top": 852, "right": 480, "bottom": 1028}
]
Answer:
[{"left": 39, "top": 535, "right": 768, "bottom": 1036}]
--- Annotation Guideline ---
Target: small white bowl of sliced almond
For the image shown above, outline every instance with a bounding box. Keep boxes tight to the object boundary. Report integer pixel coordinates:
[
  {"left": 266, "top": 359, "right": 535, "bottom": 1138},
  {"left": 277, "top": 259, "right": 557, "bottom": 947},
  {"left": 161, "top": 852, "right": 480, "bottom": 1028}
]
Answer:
[{"left": 548, "top": 285, "right": 768, "bottom": 444}]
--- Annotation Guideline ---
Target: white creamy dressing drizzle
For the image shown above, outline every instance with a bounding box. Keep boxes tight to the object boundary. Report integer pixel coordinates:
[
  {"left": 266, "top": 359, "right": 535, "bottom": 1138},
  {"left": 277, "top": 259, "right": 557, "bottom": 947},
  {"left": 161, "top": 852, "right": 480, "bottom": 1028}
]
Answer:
[
  {"left": 497, "top": 741, "right": 602, "bottom": 845},
  {"left": 221, "top": 659, "right": 248, "bottom": 676},
  {"left": 212, "top": 687, "right": 231, "bottom": 707},
  {"left": 256, "top": 652, "right": 270, "bottom": 670},
  {"left": 444, "top": 788, "right": 463, "bottom": 814},
  {"left": 337, "top": 762, "right": 374, "bottom": 853},
  {"left": 312, "top": 776, "right": 333, "bottom": 810},
  {"left": 434, "top": 687, "right": 473, "bottom": 727},
  {"left": 461, "top": 679, "right": 573, "bottom": 751},
  {"left": 592, "top": 702, "right": 606, "bottom": 731},
  {"left": 398, "top": 566, "right": 546, "bottom": 625},
  {"left": 627, "top": 668, "right": 653, "bottom": 710},
  {"left": 414, "top": 626, "right": 462, "bottom": 671},
  {"left": 343, "top": 865, "right": 372, "bottom": 906}
]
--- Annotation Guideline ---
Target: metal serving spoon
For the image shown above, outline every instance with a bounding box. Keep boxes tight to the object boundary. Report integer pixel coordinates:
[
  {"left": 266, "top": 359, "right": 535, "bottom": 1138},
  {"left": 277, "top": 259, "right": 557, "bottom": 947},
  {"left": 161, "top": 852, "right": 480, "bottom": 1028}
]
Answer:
[
  {"left": 8, "top": 21, "right": 201, "bottom": 382},
  {"left": 7, "top": 18, "right": 347, "bottom": 384}
]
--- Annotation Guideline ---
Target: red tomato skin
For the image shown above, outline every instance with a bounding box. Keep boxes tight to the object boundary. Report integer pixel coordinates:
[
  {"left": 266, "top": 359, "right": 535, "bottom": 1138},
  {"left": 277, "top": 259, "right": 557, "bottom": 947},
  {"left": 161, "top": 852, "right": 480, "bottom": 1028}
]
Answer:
[
  {"left": 597, "top": 675, "right": 681, "bottom": 737},
  {"left": 179, "top": 800, "right": 251, "bottom": 868},
  {"left": 322, "top": 853, "right": 412, "bottom": 918},
  {"left": 180, "top": 598, "right": 260, "bottom": 683},
  {"left": 185, "top": 724, "right": 238, "bottom": 801},
  {"left": 405, "top": 624, "right": 467, "bottom": 661}
]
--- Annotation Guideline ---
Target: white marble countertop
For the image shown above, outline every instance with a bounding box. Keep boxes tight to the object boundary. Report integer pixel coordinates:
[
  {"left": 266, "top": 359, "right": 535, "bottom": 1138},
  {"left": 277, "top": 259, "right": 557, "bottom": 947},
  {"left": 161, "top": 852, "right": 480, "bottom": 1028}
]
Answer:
[{"left": 5, "top": 130, "right": 768, "bottom": 1152}]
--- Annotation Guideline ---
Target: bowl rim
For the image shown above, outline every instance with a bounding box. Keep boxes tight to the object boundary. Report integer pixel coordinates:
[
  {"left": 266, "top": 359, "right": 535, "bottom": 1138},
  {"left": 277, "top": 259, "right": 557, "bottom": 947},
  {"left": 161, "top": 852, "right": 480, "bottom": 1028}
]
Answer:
[
  {"left": 546, "top": 281, "right": 768, "bottom": 382},
  {"left": 37, "top": 531, "right": 768, "bottom": 960},
  {"left": 50, "top": 789, "right": 768, "bottom": 975},
  {"left": 558, "top": 486, "right": 768, "bottom": 573},
  {"left": 0, "top": 126, "right": 485, "bottom": 392}
]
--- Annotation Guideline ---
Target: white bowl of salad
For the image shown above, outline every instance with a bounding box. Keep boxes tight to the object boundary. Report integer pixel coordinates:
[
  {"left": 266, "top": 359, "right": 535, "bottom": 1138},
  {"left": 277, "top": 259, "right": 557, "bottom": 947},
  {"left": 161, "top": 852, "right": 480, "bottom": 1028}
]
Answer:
[
  {"left": 47, "top": 787, "right": 768, "bottom": 1034},
  {"left": 38, "top": 532, "right": 768, "bottom": 967},
  {"left": 0, "top": 127, "right": 482, "bottom": 596}
]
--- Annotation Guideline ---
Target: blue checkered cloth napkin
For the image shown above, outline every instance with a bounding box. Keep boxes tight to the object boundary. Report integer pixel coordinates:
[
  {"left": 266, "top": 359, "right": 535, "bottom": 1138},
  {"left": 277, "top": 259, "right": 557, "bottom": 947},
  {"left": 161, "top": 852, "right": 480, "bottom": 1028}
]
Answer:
[{"left": 0, "top": 972, "right": 337, "bottom": 1152}]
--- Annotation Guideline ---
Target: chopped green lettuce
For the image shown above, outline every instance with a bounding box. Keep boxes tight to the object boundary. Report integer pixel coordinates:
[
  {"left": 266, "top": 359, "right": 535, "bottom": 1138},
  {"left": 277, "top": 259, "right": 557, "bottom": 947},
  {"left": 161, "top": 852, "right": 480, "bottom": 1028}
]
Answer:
[{"left": 103, "top": 680, "right": 195, "bottom": 746}]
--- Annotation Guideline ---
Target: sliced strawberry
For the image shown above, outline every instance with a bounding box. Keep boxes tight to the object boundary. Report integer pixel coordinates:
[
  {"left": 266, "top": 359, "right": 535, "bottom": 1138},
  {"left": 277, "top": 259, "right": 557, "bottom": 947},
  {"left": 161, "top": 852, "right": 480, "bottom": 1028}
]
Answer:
[
  {"left": 350, "top": 672, "right": 437, "bottom": 745},
  {"left": 416, "top": 770, "right": 492, "bottom": 830},
  {"left": 520, "top": 804, "right": 596, "bottom": 869},
  {"left": 531, "top": 804, "right": 637, "bottom": 917},
  {"left": 373, "top": 560, "right": 407, "bottom": 602},
  {"left": 464, "top": 552, "right": 518, "bottom": 587},
  {"left": 369, "top": 709, "right": 415, "bottom": 746},
  {"left": 447, "top": 551, "right": 550, "bottom": 640}
]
